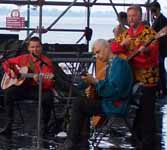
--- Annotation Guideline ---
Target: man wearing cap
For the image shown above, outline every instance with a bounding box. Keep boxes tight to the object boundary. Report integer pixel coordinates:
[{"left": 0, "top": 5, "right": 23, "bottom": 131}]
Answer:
[
  {"left": 113, "top": 11, "right": 128, "bottom": 38},
  {"left": 150, "top": 1, "right": 167, "bottom": 97}
]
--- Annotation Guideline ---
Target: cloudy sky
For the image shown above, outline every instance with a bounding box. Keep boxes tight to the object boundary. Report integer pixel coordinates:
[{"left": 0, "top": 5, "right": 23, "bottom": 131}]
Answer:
[
  {"left": 41, "top": 0, "right": 167, "bottom": 11},
  {"left": 1, "top": 0, "right": 167, "bottom": 15}
]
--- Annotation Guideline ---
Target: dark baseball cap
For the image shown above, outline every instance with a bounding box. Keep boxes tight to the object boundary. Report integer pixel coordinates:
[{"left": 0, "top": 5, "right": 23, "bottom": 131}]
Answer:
[{"left": 150, "top": 1, "right": 161, "bottom": 11}]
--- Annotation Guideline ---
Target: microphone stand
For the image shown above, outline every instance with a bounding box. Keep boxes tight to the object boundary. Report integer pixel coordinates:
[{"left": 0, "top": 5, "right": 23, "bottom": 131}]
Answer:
[
  {"left": 31, "top": 56, "right": 48, "bottom": 150},
  {"left": 36, "top": 61, "right": 44, "bottom": 149},
  {"left": 34, "top": 54, "right": 50, "bottom": 150},
  {"left": 32, "top": 53, "right": 48, "bottom": 66},
  {"left": 20, "top": 59, "right": 49, "bottom": 150},
  {"left": 31, "top": 60, "right": 48, "bottom": 150}
]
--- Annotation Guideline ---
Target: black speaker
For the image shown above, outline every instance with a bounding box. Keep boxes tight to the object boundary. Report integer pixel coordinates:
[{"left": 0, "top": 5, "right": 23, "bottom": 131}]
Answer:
[{"left": 0, "top": 34, "right": 19, "bottom": 51}]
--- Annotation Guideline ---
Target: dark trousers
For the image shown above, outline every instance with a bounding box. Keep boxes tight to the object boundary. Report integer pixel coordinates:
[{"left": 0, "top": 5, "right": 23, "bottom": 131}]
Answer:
[
  {"left": 158, "top": 56, "right": 166, "bottom": 94},
  {"left": 133, "top": 86, "right": 156, "bottom": 150},
  {"left": 3, "top": 84, "right": 53, "bottom": 135},
  {"left": 67, "top": 97, "right": 103, "bottom": 148}
]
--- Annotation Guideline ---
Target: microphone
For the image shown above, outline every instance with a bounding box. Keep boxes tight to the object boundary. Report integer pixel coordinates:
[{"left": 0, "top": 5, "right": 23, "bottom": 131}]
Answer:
[
  {"left": 0, "top": 54, "right": 4, "bottom": 59},
  {"left": 0, "top": 50, "right": 7, "bottom": 60},
  {"left": 85, "top": 27, "right": 93, "bottom": 41},
  {"left": 32, "top": 53, "right": 48, "bottom": 66}
]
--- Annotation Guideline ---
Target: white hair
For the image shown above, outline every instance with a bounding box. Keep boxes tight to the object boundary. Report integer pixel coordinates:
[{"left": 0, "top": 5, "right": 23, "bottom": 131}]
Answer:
[{"left": 91, "top": 39, "right": 109, "bottom": 51}]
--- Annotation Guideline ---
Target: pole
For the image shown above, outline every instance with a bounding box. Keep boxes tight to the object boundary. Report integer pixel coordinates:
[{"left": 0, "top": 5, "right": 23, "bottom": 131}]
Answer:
[
  {"left": 36, "top": 70, "right": 43, "bottom": 149},
  {"left": 27, "top": 0, "right": 30, "bottom": 36},
  {"left": 39, "top": 1, "right": 43, "bottom": 41}
]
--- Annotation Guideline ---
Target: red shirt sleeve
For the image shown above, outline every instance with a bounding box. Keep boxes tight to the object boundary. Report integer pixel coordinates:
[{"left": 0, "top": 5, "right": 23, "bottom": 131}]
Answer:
[
  {"left": 2, "top": 55, "right": 23, "bottom": 75},
  {"left": 111, "top": 40, "right": 126, "bottom": 54}
]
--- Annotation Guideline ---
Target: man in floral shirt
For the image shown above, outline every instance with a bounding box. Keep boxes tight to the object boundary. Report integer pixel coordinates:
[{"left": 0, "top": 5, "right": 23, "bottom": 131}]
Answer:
[{"left": 111, "top": 5, "right": 159, "bottom": 150}]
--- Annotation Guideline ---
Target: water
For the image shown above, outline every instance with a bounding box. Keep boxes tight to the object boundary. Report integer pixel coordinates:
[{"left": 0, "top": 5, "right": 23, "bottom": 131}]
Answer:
[{"left": 0, "top": 15, "right": 116, "bottom": 48}]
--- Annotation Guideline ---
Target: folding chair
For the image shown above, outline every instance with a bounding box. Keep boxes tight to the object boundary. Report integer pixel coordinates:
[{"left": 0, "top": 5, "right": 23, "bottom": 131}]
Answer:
[{"left": 91, "top": 84, "right": 142, "bottom": 149}]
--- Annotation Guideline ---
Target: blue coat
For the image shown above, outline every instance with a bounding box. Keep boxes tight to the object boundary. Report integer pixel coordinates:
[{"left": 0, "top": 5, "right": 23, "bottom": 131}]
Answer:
[{"left": 96, "top": 57, "right": 133, "bottom": 117}]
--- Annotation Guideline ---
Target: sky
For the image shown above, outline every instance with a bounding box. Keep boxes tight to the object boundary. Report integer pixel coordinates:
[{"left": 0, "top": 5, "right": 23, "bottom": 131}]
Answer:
[
  {"left": 0, "top": 0, "right": 166, "bottom": 44},
  {"left": 36, "top": 0, "right": 167, "bottom": 13},
  {"left": 1, "top": 0, "right": 167, "bottom": 20},
  {"left": 2, "top": 0, "right": 167, "bottom": 13}
]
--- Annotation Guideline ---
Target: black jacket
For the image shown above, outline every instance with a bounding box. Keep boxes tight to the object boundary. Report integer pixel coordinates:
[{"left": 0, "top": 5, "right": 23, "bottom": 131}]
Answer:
[{"left": 152, "top": 13, "right": 167, "bottom": 57}]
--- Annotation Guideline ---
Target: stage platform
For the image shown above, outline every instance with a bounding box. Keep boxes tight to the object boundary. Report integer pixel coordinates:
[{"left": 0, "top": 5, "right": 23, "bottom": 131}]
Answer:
[{"left": 0, "top": 96, "right": 166, "bottom": 150}]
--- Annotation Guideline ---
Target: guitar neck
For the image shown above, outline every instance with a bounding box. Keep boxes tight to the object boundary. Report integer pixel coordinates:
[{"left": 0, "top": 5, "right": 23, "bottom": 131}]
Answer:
[
  {"left": 127, "top": 37, "right": 155, "bottom": 61},
  {"left": 20, "top": 73, "right": 37, "bottom": 78},
  {"left": 20, "top": 72, "right": 54, "bottom": 79}
]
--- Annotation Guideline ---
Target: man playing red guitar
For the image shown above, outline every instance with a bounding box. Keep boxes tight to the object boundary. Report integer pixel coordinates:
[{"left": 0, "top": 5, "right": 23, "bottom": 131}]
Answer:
[
  {"left": 111, "top": 5, "right": 159, "bottom": 150},
  {"left": 0, "top": 36, "right": 55, "bottom": 138}
]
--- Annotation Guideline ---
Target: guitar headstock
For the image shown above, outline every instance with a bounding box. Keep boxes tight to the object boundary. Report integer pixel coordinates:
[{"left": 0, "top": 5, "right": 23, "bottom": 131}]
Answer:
[{"left": 155, "top": 26, "right": 167, "bottom": 39}]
